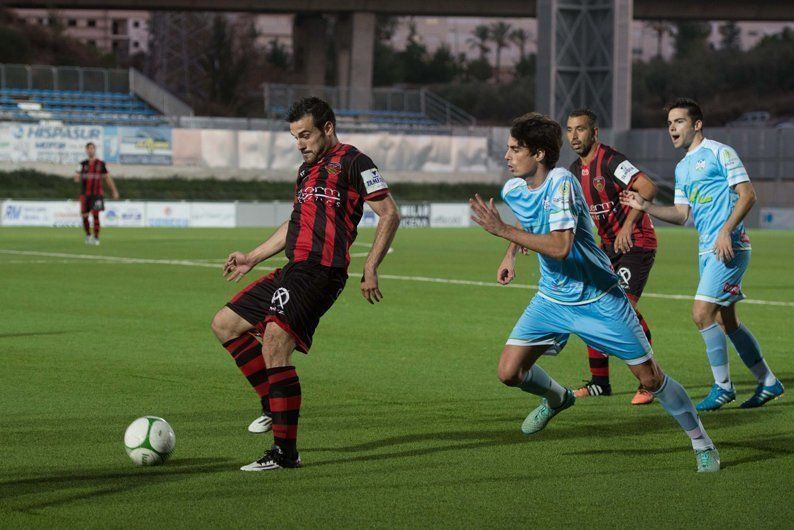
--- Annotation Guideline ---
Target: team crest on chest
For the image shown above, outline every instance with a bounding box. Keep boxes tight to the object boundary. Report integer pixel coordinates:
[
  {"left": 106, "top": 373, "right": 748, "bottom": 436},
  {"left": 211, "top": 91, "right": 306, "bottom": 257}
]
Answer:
[
  {"left": 326, "top": 162, "right": 342, "bottom": 176},
  {"left": 695, "top": 159, "right": 706, "bottom": 171},
  {"left": 593, "top": 175, "right": 606, "bottom": 191}
]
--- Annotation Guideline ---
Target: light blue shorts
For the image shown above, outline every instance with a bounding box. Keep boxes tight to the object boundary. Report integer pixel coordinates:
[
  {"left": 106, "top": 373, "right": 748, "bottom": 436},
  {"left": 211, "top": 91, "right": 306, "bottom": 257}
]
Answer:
[
  {"left": 506, "top": 288, "right": 653, "bottom": 365},
  {"left": 696, "top": 250, "right": 750, "bottom": 306}
]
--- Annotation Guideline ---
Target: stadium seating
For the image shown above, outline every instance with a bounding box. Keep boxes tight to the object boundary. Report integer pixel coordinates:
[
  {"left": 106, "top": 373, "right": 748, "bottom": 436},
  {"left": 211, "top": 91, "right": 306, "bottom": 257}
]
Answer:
[{"left": 0, "top": 88, "right": 166, "bottom": 125}]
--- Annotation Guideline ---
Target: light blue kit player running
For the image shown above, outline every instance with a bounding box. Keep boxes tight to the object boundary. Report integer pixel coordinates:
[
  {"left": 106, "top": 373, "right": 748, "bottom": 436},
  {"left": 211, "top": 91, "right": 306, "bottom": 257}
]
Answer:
[
  {"left": 470, "top": 112, "right": 719, "bottom": 472},
  {"left": 622, "top": 98, "right": 783, "bottom": 411}
]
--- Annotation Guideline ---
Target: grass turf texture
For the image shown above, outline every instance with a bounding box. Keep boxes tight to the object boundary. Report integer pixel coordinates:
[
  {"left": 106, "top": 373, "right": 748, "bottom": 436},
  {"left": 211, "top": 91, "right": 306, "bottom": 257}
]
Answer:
[{"left": 1, "top": 227, "right": 792, "bottom": 527}]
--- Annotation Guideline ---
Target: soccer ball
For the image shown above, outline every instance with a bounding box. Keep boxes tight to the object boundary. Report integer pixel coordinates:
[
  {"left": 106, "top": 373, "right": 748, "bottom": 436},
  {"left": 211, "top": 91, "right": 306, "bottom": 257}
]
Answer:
[{"left": 124, "top": 416, "right": 175, "bottom": 466}]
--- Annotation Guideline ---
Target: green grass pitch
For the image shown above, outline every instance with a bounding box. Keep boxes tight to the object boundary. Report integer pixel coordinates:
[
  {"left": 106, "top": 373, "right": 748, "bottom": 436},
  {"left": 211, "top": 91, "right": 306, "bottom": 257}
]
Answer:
[{"left": 1, "top": 227, "right": 792, "bottom": 527}]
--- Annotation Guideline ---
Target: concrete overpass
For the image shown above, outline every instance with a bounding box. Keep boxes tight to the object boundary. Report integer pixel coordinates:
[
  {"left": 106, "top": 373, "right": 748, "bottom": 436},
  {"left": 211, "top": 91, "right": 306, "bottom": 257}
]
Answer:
[
  {"left": 6, "top": 0, "right": 794, "bottom": 20},
  {"left": 7, "top": 0, "right": 793, "bottom": 129}
]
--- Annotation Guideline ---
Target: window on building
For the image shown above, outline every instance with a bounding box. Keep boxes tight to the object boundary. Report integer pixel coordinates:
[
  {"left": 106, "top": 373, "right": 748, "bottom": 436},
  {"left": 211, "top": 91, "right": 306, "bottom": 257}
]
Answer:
[
  {"left": 87, "top": 19, "right": 96, "bottom": 27},
  {"left": 133, "top": 41, "right": 139, "bottom": 49},
  {"left": 67, "top": 19, "right": 77, "bottom": 27},
  {"left": 133, "top": 20, "right": 140, "bottom": 28},
  {"left": 88, "top": 39, "right": 96, "bottom": 47}
]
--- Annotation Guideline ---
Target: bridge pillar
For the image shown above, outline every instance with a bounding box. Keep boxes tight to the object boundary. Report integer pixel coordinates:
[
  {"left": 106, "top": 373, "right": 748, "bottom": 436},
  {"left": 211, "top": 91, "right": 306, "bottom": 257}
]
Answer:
[
  {"left": 335, "top": 11, "right": 375, "bottom": 110},
  {"left": 293, "top": 14, "right": 327, "bottom": 87},
  {"left": 536, "top": 0, "right": 632, "bottom": 130}
]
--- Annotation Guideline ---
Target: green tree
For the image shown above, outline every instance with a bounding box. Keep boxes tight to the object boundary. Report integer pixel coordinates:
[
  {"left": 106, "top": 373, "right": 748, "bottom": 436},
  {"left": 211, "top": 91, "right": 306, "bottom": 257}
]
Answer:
[
  {"left": 509, "top": 27, "right": 531, "bottom": 61},
  {"left": 674, "top": 21, "right": 711, "bottom": 59},
  {"left": 426, "top": 45, "right": 458, "bottom": 83},
  {"left": 265, "top": 38, "right": 289, "bottom": 70},
  {"left": 489, "top": 21, "right": 512, "bottom": 82},
  {"left": 201, "top": 15, "right": 248, "bottom": 107},
  {"left": 467, "top": 24, "right": 490, "bottom": 62},
  {"left": 719, "top": 21, "right": 741, "bottom": 51}
]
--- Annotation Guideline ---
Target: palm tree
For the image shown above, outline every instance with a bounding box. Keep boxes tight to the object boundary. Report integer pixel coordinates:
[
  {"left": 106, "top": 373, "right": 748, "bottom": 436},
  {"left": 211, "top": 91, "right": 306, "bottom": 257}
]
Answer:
[
  {"left": 467, "top": 24, "right": 490, "bottom": 62},
  {"left": 489, "top": 21, "right": 512, "bottom": 82},
  {"left": 509, "top": 27, "right": 531, "bottom": 62},
  {"left": 645, "top": 20, "right": 675, "bottom": 59}
]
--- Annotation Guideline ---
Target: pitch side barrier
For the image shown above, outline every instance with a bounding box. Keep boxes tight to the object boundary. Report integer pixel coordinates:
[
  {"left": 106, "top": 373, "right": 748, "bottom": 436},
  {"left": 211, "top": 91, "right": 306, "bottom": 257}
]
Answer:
[{"left": 2, "top": 200, "right": 792, "bottom": 229}]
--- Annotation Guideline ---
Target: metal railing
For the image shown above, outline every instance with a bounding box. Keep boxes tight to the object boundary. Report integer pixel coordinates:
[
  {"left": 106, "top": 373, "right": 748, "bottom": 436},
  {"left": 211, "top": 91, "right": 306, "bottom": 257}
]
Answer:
[
  {"left": 0, "top": 63, "right": 128, "bottom": 93},
  {"left": 263, "top": 83, "right": 476, "bottom": 127},
  {"left": 129, "top": 68, "right": 193, "bottom": 117}
]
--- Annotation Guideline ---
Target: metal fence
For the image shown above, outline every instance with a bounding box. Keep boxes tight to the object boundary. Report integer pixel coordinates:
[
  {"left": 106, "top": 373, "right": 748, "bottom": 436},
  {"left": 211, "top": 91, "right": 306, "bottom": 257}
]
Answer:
[
  {"left": 0, "top": 64, "right": 129, "bottom": 93},
  {"left": 263, "top": 83, "right": 476, "bottom": 127}
]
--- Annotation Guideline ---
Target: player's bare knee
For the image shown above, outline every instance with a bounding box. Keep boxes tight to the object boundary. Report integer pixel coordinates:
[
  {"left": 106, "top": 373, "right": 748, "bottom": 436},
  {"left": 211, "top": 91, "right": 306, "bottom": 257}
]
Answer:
[
  {"left": 497, "top": 365, "right": 521, "bottom": 386},
  {"left": 211, "top": 308, "right": 237, "bottom": 342}
]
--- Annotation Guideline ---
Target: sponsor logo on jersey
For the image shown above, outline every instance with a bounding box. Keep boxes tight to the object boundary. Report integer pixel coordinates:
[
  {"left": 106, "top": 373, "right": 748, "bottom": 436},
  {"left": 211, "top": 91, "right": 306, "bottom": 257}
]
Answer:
[
  {"left": 614, "top": 160, "right": 639, "bottom": 185},
  {"left": 360, "top": 168, "right": 388, "bottom": 195},
  {"left": 688, "top": 185, "right": 713, "bottom": 204},
  {"left": 298, "top": 186, "right": 342, "bottom": 207}
]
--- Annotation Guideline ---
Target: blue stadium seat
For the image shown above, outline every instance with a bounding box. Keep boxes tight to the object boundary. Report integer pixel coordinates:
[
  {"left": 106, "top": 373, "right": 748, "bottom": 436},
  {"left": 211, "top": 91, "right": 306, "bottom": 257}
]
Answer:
[{"left": 0, "top": 87, "right": 166, "bottom": 126}]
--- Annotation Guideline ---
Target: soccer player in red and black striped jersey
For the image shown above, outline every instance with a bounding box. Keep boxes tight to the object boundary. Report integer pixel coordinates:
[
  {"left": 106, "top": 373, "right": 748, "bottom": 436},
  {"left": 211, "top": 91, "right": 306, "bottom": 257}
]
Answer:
[
  {"left": 566, "top": 109, "right": 658, "bottom": 405},
  {"left": 74, "top": 142, "right": 119, "bottom": 246},
  {"left": 211, "top": 97, "right": 401, "bottom": 471}
]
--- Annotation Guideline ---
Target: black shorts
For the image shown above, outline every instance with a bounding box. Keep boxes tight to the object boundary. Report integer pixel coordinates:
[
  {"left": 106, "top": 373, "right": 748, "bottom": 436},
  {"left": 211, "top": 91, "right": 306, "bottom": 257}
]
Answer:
[
  {"left": 80, "top": 194, "right": 105, "bottom": 213},
  {"left": 226, "top": 261, "right": 347, "bottom": 353},
  {"left": 603, "top": 247, "right": 656, "bottom": 300}
]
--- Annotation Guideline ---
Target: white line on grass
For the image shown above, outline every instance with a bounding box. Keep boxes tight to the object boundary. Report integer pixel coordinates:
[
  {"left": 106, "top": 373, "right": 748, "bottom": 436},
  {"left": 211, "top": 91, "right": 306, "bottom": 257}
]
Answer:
[{"left": 1, "top": 249, "right": 792, "bottom": 307}]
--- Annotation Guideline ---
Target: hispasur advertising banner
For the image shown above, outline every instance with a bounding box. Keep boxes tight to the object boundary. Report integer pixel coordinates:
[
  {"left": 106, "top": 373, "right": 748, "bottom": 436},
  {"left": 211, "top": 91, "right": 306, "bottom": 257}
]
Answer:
[{"left": 0, "top": 123, "right": 103, "bottom": 164}]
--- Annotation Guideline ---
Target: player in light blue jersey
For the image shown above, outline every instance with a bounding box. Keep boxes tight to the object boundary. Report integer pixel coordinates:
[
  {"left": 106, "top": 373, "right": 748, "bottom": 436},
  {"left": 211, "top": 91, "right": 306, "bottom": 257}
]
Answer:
[
  {"left": 622, "top": 98, "right": 783, "bottom": 410},
  {"left": 470, "top": 112, "right": 719, "bottom": 472}
]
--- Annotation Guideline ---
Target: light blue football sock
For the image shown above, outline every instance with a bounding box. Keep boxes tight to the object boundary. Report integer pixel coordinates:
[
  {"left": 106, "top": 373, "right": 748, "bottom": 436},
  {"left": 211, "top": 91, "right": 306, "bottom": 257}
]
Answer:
[
  {"left": 700, "top": 323, "right": 731, "bottom": 390},
  {"left": 520, "top": 365, "right": 566, "bottom": 408},
  {"left": 727, "top": 324, "right": 776, "bottom": 386},
  {"left": 653, "top": 375, "right": 714, "bottom": 451}
]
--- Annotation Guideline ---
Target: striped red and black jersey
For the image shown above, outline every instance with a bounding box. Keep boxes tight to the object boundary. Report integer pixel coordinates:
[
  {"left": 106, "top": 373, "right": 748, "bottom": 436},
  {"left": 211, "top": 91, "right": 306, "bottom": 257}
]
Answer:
[
  {"left": 78, "top": 158, "right": 108, "bottom": 196},
  {"left": 285, "top": 143, "right": 389, "bottom": 270},
  {"left": 569, "top": 144, "right": 657, "bottom": 250}
]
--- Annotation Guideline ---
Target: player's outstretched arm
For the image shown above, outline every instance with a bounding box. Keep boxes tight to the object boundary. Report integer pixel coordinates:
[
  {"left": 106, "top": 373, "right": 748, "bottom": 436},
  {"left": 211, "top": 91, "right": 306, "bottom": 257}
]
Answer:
[
  {"left": 619, "top": 190, "right": 689, "bottom": 225},
  {"left": 223, "top": 221, "right": 289, "bottom": 282},
  {"left": 615, "top": 173, "right": 658, "bottom": 253},
  {"left": 714, "top": 181, "right": 756, "bottom": 262},
  {"left": 361, "top": 195, "right": 400, "bottom": 304},
  {"left": 470, "top": 194, "right": 574, "bottom": 260}
]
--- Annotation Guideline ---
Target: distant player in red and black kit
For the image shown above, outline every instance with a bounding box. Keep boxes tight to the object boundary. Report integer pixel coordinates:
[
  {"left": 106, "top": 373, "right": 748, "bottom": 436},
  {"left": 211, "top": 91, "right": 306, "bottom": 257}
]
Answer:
[
  {"left": 211, "top": 97, "right": 401, "bottom": 471},
  {"left": 74, "top": 142, "right": 119, "bottom": 246},
  {"left": 566, "top": 109, "right": 658, "bottom": 405}
]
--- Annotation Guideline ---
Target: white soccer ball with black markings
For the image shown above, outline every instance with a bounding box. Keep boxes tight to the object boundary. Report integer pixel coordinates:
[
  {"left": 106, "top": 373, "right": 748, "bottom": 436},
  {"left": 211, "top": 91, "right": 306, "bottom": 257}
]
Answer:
[{"left": 124, "top": 416, "right": 175, "bottom": 466}]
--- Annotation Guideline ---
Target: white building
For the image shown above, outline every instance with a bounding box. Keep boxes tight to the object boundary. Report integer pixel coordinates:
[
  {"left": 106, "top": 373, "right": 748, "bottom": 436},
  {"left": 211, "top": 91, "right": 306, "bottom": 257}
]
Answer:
[{"left": 13, "top": 9, "right": 150, "bottom": 57}]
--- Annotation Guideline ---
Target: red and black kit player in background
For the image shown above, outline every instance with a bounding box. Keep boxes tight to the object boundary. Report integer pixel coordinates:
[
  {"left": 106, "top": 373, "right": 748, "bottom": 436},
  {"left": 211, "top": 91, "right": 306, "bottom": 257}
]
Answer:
[
  {"left": 211, "top": 97, "right": 401, "bottom": 471},
  {"left": 74, "top": 142, "right": 119, "bottom": 245},
  {"left": 566, "top": 109, "right": 659, "bottom": 405}
]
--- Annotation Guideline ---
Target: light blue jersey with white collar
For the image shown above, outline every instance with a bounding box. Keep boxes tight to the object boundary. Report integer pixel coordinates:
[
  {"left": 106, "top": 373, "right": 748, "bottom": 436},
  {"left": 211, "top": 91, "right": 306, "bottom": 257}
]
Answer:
[
  {"left": 501, "top": 167, "right": 619, "bottom": 305},
  {"left": 673, "top": 138, "right": 752, "bottom": 255}
]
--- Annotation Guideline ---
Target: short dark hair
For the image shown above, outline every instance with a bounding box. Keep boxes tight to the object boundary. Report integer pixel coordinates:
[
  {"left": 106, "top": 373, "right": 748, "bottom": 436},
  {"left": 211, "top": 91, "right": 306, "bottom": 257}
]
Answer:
[
  {"left": 509, "top": 112, "right": 562, "bottom": 168},
  {"left": 665, "top": 97, "right": 704, "bottom": 124},
  {"left": 85, "top": 142, "right": 95, "bottom": 148},
  {"left": 568, "top": 108, "right": 598, "bottom": 129},
  {"left": 286, "top": 97, "right": 336, "bottom": 130}
]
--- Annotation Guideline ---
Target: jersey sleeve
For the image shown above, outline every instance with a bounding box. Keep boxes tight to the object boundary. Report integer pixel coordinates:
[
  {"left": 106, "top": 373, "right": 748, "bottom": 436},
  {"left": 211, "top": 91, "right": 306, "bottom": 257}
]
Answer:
[
  {"left": 100, "top": 161, "right": 109, "bottom": 174},
  {"left": 718, "top": 146, "right": 750, "bottom": 187},
  {"left": 673, "top": 167, "right": 689, "bottom": 206},
  {"left": 350, "top": 153, "right": 389, "bottom": 200},
  {"left": 549, "top": 176, "right": 577, "bottom": 231},
  {"left": 606, "top": 151, "right": 641, "bottom": 189}
]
